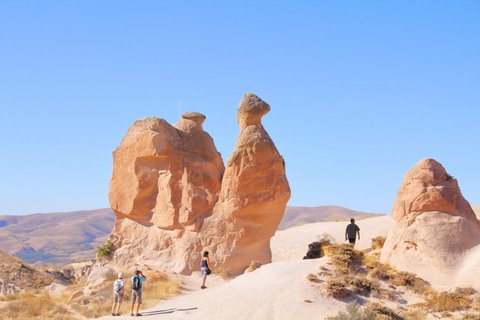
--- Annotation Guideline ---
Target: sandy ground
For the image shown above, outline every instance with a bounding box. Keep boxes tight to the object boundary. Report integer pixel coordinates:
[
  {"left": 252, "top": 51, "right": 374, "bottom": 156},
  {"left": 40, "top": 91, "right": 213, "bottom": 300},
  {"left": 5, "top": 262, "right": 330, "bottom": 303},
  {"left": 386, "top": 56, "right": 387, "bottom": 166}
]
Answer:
[
  {"left": 95, "top": 212, "right": 480, "bottom": 320},
  {"left": 95, "top": 216, "right": 394, "bottom": 320}
]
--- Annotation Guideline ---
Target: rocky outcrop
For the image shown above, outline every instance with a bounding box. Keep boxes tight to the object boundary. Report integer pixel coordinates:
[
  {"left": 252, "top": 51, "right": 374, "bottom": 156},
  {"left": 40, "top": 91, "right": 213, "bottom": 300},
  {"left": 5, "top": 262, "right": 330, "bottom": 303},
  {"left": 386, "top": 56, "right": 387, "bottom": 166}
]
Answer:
[
  {"left": 102, "top": 94, "right": 290, "bottom": 276},
  {"left": 60, "top": 259, "right": 95, "bottom": 282},
  {"left": 381, "top": 158, "right": 480, "bottom": 287}
]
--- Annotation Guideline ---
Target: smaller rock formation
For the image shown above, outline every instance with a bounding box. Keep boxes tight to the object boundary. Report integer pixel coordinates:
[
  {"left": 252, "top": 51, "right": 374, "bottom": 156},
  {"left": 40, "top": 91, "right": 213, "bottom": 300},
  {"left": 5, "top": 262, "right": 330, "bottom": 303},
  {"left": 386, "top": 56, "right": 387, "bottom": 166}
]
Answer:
[{"left": 381, "top": 158, "right": 480, "bottom": 287}]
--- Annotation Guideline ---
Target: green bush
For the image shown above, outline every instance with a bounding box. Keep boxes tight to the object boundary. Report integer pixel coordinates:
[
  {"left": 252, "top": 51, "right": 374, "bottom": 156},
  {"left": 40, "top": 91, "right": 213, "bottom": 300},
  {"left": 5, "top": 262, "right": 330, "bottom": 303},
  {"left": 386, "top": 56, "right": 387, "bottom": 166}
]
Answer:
[{"left": 96, "top": 240, "right": 112, "bottom": 258}]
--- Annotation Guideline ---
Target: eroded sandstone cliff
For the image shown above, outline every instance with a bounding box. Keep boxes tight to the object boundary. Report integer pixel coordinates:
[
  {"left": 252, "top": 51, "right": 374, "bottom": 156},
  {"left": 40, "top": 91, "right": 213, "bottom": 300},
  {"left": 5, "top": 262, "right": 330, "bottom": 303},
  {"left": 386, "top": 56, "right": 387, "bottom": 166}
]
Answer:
[{"left": 104, "top": 93, "right": 290, "bottom": 275}]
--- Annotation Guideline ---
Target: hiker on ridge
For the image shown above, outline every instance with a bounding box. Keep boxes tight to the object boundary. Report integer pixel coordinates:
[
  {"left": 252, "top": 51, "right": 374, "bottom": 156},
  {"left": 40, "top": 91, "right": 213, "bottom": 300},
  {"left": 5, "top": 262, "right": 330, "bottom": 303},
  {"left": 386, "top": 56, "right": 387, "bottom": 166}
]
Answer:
[
  {"left": 130, "top": 270, "right": 146, "bottom": 317},
  {"left": 112, "top": 273, "right": 125, "bottom": 316},
  {"left": 345, "top": 218, "right": 360, "bottom": 244}
]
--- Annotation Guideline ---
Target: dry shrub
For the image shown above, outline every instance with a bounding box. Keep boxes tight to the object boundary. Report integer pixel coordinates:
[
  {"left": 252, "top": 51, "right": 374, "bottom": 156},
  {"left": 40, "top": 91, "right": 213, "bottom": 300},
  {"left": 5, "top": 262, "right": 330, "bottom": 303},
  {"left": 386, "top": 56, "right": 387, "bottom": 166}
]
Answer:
[
  {"left": 306, "top": 274, "right": 318, "bottom": 282},
  {"left": 366, "top": 302, "right": 402, "bottom": 320},
  {"left": 400, "top": 309, "right": 427, "bottom": 320},
  {"left": 325, "top": 279, "right": 348, "bottom": 298},
  {"left": 0, "top": 291, "right": 77, "bottom": 320},
  {"left": 327, "top": 301, "right": 379, "bottom": 320},
  {"left": 421, "top": 291, "right": 471, "bottom": 312},
  {"left": 390, "top": 271, "right": 430, "bottom": 294},
  {"left": 462, "top": 314, "right": 480, "bottom": 320},
  {"left": 213, "top": 266, "right": 233, "bottom": 279},
  {"left": 371, "top": 236, "right": 386, "bottom": 250},
  {"left": 348, "top": 274, "right": 380, "bottom": 294},
  {"left": 245, "top": 260, "right": 262, "bottom": 273},
  {"left": 304, "top": 234, "right": 335, "bottom": 260},
  {"left": 141, "top": 276, "right": 180, "bottom": 309},
  {"left": 456, "top": 287, "right": 478, "bottom": 296}
]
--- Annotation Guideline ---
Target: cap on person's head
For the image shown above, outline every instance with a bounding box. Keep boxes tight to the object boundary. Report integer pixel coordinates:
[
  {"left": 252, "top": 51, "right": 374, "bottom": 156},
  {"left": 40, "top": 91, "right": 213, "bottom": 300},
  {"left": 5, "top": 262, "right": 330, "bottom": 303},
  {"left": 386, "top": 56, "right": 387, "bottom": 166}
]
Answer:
[
  {"left": 118, "top": 273, "right": 123, "bottom": 279},
  {"left": 135, "top": 270, "right": 140, "bottom": 275}
]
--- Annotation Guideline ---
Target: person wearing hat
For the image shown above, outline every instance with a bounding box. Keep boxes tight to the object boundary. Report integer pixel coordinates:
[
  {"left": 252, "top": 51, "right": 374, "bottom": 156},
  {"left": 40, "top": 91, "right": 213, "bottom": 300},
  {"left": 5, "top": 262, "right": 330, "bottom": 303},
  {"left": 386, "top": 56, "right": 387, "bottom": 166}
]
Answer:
[
  {"left": 130, "top": 270, "right": 146, "bottom": 316},
  {"left": 112, "top": 273, "right": 125, "bottom": 316}
]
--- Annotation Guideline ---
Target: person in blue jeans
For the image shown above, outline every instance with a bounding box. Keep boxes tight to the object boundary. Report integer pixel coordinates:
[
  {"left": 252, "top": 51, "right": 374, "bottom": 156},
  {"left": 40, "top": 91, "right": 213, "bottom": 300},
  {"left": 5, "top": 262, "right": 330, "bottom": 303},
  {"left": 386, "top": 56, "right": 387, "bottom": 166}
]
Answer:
[{"left": 130, "top": 270, "right": 146, "bottom": 316}]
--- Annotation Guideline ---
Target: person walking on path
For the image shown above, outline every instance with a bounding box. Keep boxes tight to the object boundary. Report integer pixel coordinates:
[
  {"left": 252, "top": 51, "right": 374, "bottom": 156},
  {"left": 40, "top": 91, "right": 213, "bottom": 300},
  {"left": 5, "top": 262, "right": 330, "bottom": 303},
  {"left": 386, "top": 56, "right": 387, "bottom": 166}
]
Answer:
[
  {"left": 112, "top": 273, "right": 125, "bottom": 316},
  {"left": 345, "top": 218, "right": 360, "bottom": 244},
  {"left": 200, "top": 251, "right": 211, "bottom": 289},
  {"left": 130, "top": 270, "right": 146, "bottom": 317}
]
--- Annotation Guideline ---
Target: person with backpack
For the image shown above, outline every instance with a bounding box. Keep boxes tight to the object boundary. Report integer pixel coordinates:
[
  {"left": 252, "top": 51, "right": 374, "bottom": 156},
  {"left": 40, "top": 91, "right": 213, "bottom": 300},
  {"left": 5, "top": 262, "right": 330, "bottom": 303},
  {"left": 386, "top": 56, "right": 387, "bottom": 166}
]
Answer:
[
  {"left": 112, "top": 273, "right": 125, "bottom": 316},
  {"left": 130, "top": 270, "right": 146, "bottom": 317}
]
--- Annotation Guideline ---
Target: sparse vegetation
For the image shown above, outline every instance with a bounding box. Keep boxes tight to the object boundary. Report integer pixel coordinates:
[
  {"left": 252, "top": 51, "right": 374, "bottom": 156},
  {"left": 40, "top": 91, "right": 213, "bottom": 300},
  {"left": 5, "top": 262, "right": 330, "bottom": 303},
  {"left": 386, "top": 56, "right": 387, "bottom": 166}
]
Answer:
[
  {"left": 318, "top": 242, "right": 480, "bottom": 320},
  {"left": 245, "top": 260, "right": 262, "bottom": 273},
  {"left": 304, "top": 233, "right": 335, "bottom": 260},
  {"left": 446, "top": 173, "right": 454, "bottom": 181},
  {"left": 371, "top": 236, "right": 386, "bottom": 250},
  {"left": 96, "top": 240, "right": 112, "bottom": 258},
  {"left": 419, "top": 290, "right": 472, "bottom": 312},
  {"left": 69, "top": 269, "right": 180, "bottom": 318},
  {"left": 213, "top": 266, "right": 233, "bottom": 279},
  {"left": 0, "top": 269, "right": 180, "bottom": 319},
  {"left": 327, "top": 301, "right": 380, "bottom": 320}
]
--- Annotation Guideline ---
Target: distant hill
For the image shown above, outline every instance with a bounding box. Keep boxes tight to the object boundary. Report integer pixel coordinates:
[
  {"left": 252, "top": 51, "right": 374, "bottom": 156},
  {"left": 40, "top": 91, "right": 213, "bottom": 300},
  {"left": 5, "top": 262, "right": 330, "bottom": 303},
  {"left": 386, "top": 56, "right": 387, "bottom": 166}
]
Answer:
[
  {"left": 0, "top": 208, "right": 114, "bottom": 266},
  {"left": 1, "top": 205, "right": 475, "bottom": 266},
  {"left": 0, "top": 249, "right": 70, "bottom": 293},
  {"left": 278, "top": 205, "right": 384, "bottom": 230}
]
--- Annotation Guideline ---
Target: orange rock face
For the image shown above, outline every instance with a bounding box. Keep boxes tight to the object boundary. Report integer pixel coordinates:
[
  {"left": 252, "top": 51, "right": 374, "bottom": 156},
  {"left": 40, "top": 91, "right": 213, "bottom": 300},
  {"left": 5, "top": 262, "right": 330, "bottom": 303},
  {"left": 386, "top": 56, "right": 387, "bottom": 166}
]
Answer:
[
  {"left": 203, "top": 94, "right": 291, "bottom": 273},
  {"left": 381, "top": 158, "right": 480, "bottom": 286},
  {"left": 106, "top": 94, "right": 291, "bottom": 275}
]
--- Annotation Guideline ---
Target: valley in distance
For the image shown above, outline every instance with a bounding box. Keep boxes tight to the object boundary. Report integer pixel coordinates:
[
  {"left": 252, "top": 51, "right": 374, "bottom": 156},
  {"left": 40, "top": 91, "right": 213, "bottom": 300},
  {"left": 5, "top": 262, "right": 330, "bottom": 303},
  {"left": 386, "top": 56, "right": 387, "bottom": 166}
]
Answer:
[{"left": 0, "top": 205, "right": 380, "bottom": 267}]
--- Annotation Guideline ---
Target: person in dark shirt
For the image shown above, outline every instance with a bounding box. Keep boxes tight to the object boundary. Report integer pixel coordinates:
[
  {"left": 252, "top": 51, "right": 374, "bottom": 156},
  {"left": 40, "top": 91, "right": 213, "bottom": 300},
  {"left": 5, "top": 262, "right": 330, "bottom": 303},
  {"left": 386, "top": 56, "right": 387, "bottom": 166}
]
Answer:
[
  {"left": 345, "top": 218, "right": 360, "bottom": 244},
  {"left": 200, "top": 251, "right": 211, "bottom": 289}
]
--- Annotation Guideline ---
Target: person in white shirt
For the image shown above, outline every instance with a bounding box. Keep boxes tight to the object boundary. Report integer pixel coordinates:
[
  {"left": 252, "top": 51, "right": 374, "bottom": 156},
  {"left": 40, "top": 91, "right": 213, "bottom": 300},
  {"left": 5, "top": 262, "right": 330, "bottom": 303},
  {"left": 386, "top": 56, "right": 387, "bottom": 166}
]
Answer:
[{"left": 112, "top": 273, "right": 125, "bottom": 316}]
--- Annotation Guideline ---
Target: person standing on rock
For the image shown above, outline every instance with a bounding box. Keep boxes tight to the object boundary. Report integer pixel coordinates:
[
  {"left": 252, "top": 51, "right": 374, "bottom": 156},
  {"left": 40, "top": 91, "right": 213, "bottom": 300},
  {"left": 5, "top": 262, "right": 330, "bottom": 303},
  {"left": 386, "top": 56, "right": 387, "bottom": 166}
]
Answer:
[
  {"left": 130, "top": 270, "right": 146, "bottom": 317},
  {"left": 112, "top": 273, "right": 125, "bottom": 316},
  {"left": 200, "top": 251, "right": 211, "bottom": 289},
  {"left": 345, "top": 218, "right": 360, "bottom": 244}
]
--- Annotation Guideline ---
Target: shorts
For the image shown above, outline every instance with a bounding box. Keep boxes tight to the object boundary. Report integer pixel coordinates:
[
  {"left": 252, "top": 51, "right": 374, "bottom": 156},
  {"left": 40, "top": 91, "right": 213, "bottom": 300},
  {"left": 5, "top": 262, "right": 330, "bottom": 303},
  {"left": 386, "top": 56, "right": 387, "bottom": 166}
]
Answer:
[
  {"left": 348, "top": 238, "right": 356, "bottom": 244},
  {"left": 131, "top": 290, "right": 142, "bottom": 304},
  {"left": 113, "top": 292, "right": 123, "bottom": 303}
]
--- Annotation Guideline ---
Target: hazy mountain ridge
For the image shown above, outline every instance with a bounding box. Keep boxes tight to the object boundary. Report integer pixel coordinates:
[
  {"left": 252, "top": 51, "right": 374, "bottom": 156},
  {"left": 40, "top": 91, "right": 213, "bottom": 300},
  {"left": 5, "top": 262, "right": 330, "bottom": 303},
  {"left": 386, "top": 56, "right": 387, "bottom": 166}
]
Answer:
[
  {"left": 0, "top": 208, "right": 114, "bottom": 266},
  {"left": 0, "top": 205, "right": 477, "bottom": 266},
  {"left": 278, "top": 205, "right": 383, "bottom": 230}
]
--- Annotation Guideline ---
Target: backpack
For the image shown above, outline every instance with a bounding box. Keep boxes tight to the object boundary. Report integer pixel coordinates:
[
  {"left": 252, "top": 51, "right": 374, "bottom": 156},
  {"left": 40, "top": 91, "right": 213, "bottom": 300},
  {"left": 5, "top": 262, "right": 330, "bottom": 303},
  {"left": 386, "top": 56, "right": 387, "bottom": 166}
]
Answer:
[
  {"left": 132, "top": 276, "right": 141, "bottom": 291},
  {"left": 113, "top": 280, "right": 123, "bottom": 293}
]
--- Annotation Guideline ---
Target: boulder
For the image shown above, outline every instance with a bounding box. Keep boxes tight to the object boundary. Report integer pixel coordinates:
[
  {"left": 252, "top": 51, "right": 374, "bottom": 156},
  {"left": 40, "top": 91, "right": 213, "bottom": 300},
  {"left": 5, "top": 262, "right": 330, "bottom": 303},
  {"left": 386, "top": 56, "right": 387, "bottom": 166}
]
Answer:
[
  {"left": 100, "top": 94, "right": 290, "bottom": 277},
  {"left": 381, "top": 158, "right": 480, "bottom": 287}
]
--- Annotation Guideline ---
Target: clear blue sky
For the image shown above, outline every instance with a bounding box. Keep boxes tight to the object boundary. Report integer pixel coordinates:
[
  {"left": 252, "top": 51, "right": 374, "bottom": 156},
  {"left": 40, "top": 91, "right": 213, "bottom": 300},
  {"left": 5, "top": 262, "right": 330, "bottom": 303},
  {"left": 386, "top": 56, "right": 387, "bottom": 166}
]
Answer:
[{"left": 1, "top": 1, "right": 479, "bottom": 215}]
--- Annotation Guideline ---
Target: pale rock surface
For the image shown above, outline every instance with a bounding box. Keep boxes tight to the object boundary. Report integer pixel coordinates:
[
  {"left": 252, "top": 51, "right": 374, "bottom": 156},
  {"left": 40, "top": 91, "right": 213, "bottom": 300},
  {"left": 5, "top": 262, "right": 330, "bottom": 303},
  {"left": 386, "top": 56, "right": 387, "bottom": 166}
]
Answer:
[
  {"left": 45, "top": 282, "right": 67, "bottom": 297},
  {"left": 0, "top": 279, "right": 20, "bottom": 297},
  {"left": 381, "top": 158, "right": 480, "bottom": 288},
  {"left": 60, "top": 259, "right": 95, "bottom": 282},
  {"left": 473, "top": 205, "right": 480, "bottom": 218},
  {"left": 95, "top": 93, "right": 290, "bottom": 281}
]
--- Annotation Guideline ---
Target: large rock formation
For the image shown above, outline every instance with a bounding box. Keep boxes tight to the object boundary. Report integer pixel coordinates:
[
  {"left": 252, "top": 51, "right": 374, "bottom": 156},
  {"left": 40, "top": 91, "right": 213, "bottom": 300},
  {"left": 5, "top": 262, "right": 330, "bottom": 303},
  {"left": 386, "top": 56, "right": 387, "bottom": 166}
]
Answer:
[
  {"left": 381, "top": 158, "right": 480, "bottom": 287},
  {"left": 104, "top": 94, "right": 290, "bottom": 275}
]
